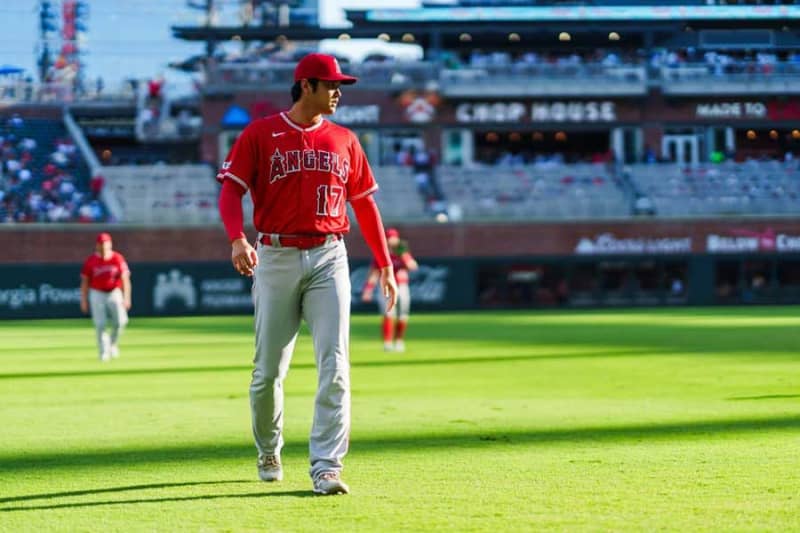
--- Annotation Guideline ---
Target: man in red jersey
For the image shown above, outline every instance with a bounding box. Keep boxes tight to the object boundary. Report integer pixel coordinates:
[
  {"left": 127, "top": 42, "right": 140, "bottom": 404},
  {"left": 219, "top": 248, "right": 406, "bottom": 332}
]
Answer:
[
  {"left": 216, "top": 53, "right": 398, "bottom": 496},
  {"left": 361, "top": 228, "right": 418, "bottom": 352},
  {"left": 80, "top": 232, "right": 131, "bottom": 362}
]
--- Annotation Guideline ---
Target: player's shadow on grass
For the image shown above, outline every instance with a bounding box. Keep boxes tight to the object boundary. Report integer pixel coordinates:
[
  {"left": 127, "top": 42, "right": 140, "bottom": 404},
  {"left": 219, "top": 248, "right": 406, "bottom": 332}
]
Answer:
[
  {"left": 0, "top": 348, "right": 645, "bottom": 380},
  {"left": 0, "top": 489, "right": 316, "bottom": 512},
  {"left": 726, "top": 393, "right": 800, "bottom": 401},
  {"left": 2, "top": 414, "right": 800, "bottom": 475},
  {"left": 0, "top": 480, "right": 252, "bottom": 504}
]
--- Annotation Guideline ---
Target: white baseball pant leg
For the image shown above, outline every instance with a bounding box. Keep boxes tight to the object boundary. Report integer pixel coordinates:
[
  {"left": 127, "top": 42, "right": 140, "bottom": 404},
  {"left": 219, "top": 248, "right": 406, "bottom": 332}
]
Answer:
[
  {"left": 250, "top": 237, "right": 351, "bottom": 480},
  {"left": 89, "top": 288, "right": 128, "bottom": 357},
  {"left": 303, "top": 240, "right": 351, "bottom": 480},
  {"left": 107, "top": 288, "right": 128, "bottom": 348}
]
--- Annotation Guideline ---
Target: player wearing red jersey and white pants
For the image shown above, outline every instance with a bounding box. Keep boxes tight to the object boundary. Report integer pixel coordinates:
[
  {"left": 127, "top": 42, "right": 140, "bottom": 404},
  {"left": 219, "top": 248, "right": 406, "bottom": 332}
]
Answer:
[
  {"left": 80, "top": 232, "right": 131, "bottom": 362},
  {"left": 217, "top": 53, "right": 397, "bottom": 496},
  {"left": 361, "top": 228, "right": 418, "bottom": 352}
]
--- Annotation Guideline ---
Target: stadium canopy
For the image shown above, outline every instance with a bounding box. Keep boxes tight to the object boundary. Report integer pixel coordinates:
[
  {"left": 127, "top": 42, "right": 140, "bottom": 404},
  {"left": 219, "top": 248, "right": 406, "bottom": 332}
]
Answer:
[{"left": 172, "top": 4, "right": 800, "bottom": 53}]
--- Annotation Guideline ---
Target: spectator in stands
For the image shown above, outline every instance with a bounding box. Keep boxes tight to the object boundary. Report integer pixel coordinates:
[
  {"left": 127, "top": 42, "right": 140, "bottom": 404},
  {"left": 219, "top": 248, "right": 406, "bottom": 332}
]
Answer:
[
  {"left": 90, "top": 174, "right": 105, "bottom": 200},
  {"left": 643, "top": 145, "right": 657, "bottom": 164},
  {"left": 409, "top": 144, "right": 446, "bottom": 215},
  {"left": 408, "top": 144, "right": 432, "bottom": 208},
  {"left": 393, "top": 142, "right": 409, "bottom": 166},
  {"left": 0, "top": 115, "right": 106, "bottom": 224},
  {"left": 147, "top": 75, "right": 164, "bottom": 101},
  {"left": 177, "top": 109, "right": 194, "bottom": 137},
  {"left": 7, "top": 114, "right": 23, "bottom": 128}
]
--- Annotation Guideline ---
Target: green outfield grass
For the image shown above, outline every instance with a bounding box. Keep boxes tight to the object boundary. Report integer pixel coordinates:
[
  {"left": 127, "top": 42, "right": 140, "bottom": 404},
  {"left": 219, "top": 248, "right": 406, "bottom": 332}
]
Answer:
[{"left": 0, "top": 308, "right": 798, "bottom": 532}]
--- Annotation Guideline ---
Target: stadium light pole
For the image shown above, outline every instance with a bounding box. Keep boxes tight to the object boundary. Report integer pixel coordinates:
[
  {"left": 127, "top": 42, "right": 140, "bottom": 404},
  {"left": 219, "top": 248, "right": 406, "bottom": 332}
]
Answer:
[
  {"left": 187, "top": 0, "right": 217, "bottom": 57},
  {"left": 37, "top": 0, "right": 58, "bottom": 83}
]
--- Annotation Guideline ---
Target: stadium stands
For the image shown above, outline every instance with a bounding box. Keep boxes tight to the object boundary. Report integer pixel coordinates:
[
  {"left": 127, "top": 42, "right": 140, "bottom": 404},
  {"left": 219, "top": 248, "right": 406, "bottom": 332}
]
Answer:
[
  {"left": 102, "top": 164, "right": 225, "bottom": 225},
  {"left": 628, "top": 160, "right": 800, "bottom": 217},
  {"left": 435, "top": 163, "right": 628, "bottom": 220},
  {"left": 201, "top": 48, "right": 800, "bottom": 96},
  {"left": 0, "top": 115, "right": 104, "bottom": 223},
  {"left": 371, "top": 166, "right": 430, "bottom": 221}
]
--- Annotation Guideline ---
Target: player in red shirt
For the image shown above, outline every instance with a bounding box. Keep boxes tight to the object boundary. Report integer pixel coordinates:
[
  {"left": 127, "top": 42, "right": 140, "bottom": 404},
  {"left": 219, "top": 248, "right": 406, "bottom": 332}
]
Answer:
[
  {"left": 217, "top": 53, "right": 398, "bottom": 495},
  {"left": 80, "top": 232, "right": 131, "bottom": 361},
  {"left": 361, "top": 228, "right": 418, "bottom": 352}
]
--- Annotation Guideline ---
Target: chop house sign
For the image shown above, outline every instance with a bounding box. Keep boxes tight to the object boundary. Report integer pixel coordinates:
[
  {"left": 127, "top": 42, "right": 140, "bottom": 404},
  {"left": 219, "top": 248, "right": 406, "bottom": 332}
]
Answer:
[{"left": 456, "top": 101, "right": 617, "bottom": 123}]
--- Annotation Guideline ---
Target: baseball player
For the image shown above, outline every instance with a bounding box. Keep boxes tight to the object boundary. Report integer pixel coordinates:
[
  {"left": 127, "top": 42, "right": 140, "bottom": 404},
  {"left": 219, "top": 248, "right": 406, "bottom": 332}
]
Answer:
[
  {"left": 361, "top": 228, "right": 418, "bottom": 352},
  {"left": 216, "top": 53, "right": 398, "bottom": 496},
  {"left": 80, "top": 232, "right": 131, "bottom": 361}
]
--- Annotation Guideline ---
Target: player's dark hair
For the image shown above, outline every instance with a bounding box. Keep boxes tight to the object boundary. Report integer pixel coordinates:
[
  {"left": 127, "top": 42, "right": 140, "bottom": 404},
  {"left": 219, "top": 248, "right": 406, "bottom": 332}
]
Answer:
[{"left": 291, "top": 78, "right": 319, "bottom": 102}]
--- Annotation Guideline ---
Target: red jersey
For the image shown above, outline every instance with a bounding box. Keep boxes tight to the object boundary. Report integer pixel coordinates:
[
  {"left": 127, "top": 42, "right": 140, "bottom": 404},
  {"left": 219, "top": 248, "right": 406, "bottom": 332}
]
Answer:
[
  {"left": 217, "top": 112, "right": 378, "bottom": 235},
  {"left": 372, "top": 252, "right": 414, "bottom": 285},
  {"left": 81, "top": 252, "right": 129, "bottom": 292}
]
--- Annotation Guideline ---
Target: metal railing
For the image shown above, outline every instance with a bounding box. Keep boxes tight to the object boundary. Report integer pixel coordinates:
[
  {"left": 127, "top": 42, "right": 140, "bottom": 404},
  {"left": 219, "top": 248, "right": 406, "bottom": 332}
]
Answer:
[
  {"left": 205, "top": 60, "right": 649, "bottom": 95},
  {"left": 660, "top": 62, "right": 800, "bottom": 94},
  {"left": 205, "top": 61, "right": 440, "bottom": 91},
  {"left": 0, "top": 79, "right": 138, "bottom": 104},
  {"left": 204, "top": 58, "right": 800, "bottom": 96},
  {"left": 440, "top": 63, "right": 647, "bottom": 96}
]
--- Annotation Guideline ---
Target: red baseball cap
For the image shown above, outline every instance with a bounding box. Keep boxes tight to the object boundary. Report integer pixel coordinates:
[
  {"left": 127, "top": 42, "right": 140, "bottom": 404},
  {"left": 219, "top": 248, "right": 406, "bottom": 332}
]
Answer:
[
  {"left": 294, "top": 53, "right": 357, "bottom": 85},
  {"left": 386, "top": 228, "right": 400, "bottom": 238},
  {"left": 96, "top": 232, "right": 112, "bottom": 243}
]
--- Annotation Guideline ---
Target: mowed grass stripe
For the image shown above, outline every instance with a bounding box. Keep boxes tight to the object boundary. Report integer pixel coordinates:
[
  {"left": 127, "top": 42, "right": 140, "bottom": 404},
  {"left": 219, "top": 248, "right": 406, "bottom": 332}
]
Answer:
[{"left": 0, "top": 308, "right": 798, "bottom": 532}]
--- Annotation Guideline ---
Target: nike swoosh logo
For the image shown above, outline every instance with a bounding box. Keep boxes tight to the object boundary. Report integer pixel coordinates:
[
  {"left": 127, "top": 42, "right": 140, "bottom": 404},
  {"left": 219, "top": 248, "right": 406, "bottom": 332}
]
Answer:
[{"left": 272, "top": 132, "right": 286, "bottom": 137}]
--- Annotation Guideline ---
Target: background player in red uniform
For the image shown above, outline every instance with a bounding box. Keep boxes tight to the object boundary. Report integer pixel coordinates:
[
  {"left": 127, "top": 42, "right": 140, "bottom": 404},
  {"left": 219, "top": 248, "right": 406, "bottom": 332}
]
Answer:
[
  {"left": 217, "top": 53, "right": 397, "bottom": 495},
  {"left": 80, "top": 232, "right": 131, "bottom": 362},
  {"left": 361, "top": 227, "right": 418, "bottom": 352}
]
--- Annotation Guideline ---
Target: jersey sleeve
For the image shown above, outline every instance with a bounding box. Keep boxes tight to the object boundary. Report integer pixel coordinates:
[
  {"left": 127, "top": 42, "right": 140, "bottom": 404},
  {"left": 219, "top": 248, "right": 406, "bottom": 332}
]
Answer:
[
  {"left": 217, "top": 124, "right": 258, "bottom": 191},
  {"left": 116, "top": 254, "right": 130, "bottom": 276},
  {"left": 346, "top": 134, "right": 379, "bottom": 202}
]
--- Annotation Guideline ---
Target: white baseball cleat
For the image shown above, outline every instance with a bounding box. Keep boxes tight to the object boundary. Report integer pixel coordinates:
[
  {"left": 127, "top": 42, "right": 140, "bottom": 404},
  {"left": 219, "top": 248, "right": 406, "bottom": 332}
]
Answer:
[
  {"left": 394, "top": 340, "right": 405, "bottom": 353},
  {"left": 257, "top": 454, "right": 283, "bottom": 482},
  {"left": 383, "top": 342, "right": 394, "bottom": 352},
  {"left": 313, "top": 471, "right": 349, "bottom": 495},
  {"left": 110, "top": 345, "right": 120, "bottom": 359},
  {"left": 100, "top": 333, "right": 111, "bottom": 361}
]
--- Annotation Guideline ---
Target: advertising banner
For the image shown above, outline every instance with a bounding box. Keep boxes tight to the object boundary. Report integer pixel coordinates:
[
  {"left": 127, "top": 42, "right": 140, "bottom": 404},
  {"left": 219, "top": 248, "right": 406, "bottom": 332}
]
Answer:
[
  {"left": 0, "top": 259, "right": 473, "bottom": 320},
  {"left": 0, "top": 265, "right": 84, "bottom": 319},
  {"left": 349, "top": 259, "right": 473, "bottom": 312}
]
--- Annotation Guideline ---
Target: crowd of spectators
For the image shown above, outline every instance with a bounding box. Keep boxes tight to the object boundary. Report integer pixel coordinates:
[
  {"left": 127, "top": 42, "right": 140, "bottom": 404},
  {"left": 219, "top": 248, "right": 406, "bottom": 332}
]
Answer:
[
  {"left": 475, "top": 145, "right": 617, "bottom": 167},
  {"left": 0, "top": 114, "right": 106, "bottom": 223},
  {"left": 443, "top": 47, "right": 800, "bottom": 75},
  {"left": 654, "top": 48, "right": 800, "bottom": 75},
  {"left": 444, "top": 48, "right": 640, "bottom": 71},
  {"left": 205, "top": 40, "right": 800, "bottom": 89}
]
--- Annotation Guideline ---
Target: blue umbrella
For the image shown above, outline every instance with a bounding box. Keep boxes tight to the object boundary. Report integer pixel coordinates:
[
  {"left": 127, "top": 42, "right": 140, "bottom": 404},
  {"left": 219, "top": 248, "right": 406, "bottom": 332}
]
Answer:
[{"left": 0, "top": 65, "right": 24, "bottom": 75}]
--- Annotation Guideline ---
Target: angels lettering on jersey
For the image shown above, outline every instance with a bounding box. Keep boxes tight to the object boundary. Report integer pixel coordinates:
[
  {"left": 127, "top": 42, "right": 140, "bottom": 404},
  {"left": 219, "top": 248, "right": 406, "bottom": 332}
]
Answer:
[{"left": 269, "top": 148, "right": 350, "bottom": 184}]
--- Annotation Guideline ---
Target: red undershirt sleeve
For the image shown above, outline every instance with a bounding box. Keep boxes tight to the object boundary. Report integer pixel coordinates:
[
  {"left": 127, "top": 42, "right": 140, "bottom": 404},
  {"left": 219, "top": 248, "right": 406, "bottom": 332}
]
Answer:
[
  {"left": 218, "top": 179, "right": 247, "bottom": 243},
  {"left": 350, "top": 195, "right": 391, "bottom": 269}
]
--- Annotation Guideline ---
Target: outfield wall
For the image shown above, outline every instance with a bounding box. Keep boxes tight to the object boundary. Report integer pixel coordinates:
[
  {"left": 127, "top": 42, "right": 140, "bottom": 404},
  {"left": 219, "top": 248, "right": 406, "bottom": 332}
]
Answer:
[
  {"left": 1, "top": 254, "right": 798, "bottom": 320},
  {"left": 0, "top": 259, "right": 472, "bottom": 319},
  {"left": 3, "top": 218, "right": 800, "bottom": 264},
  {"left": 1, "top": 219, "right": 799, "bottom": 318}
]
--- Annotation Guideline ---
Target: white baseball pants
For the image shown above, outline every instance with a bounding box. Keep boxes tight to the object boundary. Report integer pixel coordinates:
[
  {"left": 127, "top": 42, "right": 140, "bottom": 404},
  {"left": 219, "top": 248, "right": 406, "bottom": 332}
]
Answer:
[
  {"left": 89, "top": 288, "right": 128, "bottom": 357},
  {"left": 249, "top": 237, "right": 351, "bottom": 480}
]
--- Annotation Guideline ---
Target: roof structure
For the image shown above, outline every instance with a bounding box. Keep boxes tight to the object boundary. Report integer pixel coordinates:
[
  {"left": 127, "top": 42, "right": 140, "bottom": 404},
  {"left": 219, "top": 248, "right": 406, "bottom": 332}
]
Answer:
[{"left": 171, "top": 5, "right": 800, "bottom": 54}]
